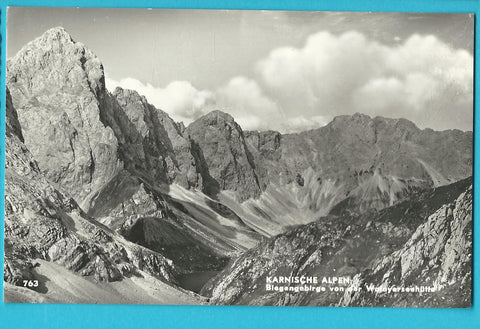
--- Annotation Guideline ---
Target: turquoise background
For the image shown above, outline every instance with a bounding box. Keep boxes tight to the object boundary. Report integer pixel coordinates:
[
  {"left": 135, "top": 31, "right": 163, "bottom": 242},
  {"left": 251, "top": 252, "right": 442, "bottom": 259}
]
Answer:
[{"left": 0, "top": 1, "right": 478, "bottom": 328}]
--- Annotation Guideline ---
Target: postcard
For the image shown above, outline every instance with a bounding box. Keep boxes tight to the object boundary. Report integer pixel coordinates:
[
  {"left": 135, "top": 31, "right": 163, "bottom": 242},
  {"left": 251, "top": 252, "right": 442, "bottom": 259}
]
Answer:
[{"left": 4, "top": 7, "right": 473, "bottom": 307}]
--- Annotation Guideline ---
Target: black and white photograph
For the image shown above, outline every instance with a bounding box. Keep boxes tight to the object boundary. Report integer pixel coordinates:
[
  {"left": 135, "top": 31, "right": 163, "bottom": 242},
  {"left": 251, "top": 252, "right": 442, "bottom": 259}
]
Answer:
[{"left": 3, "top": 7, "right": 473, "bottom": 307}]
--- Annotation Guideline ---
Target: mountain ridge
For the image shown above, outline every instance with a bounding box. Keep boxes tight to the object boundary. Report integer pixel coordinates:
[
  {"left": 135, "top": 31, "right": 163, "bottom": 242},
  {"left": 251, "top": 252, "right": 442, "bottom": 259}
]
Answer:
[
  {"left": 7, "top": 26, "right": 472, "bottom": 243},
  {"left": 6, "top": 25, "right": 472, "bottom": 251}
]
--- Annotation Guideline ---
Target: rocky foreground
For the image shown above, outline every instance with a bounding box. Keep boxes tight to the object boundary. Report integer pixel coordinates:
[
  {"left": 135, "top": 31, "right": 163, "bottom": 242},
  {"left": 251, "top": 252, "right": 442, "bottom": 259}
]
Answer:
[
  {"left": 202, "top": 178, "right": 472, "bottom": 307},
  {"left": 4, "top": 27, "right": 473, "bottom": 306},
  {"left": 4, "top": 89, "right": 201, "bottom": 304}
]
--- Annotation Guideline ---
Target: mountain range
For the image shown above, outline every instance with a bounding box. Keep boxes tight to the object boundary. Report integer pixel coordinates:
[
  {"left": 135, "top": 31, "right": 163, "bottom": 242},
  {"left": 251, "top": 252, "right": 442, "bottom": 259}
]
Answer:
[{"left": 3, "top": 27, "right": 473, "bottom": 306}]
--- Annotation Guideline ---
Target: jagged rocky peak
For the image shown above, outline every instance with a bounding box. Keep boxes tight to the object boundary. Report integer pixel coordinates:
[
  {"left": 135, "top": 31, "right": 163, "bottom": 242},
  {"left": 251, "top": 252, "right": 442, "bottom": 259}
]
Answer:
[
  {"left": 6, "top": 26, "right": 120, "bottom": 207},
  {"left": 34, "top": 25, "right": 73, "bottom": 43},
  {"left": 373, "top": 115, "right": 420, "bottom": 130},
  {"left": 110, "top": 86, "right": 163, "bottom": 146},
  {"left": 330, "top": 112, "right": 417, "bottom": 127},
  {"left": 110, "top": 86, "right": 204, "bottom": 190},
  {"left": 112, "top": 86, "right": 148, "bottom": 107},
  {"left": 194, "top": 110, "right": 237, "bottom": 126},
  {"left": 8, "top": 26, "right": 105, "bottom": 98},
  {"left": 346, "top": 112, "right": 372, "bottom": 121},
  {"left": 330, "top": 112, "right": 373, "bottom": 125},
  {"left": 187, "top": 110, "right": 263, "bottom": 201},
  {"left": 112, "top": 86, "right": 179, "bottom": 137},
  {"left": 322, "top": 113, "right": 422, "bottom": 143},
  {"left": 319, "top": 112, "right": 377, "bottom": 144},
  {"left": 245, "top": 130, "right": 282, "bottom": 155}
]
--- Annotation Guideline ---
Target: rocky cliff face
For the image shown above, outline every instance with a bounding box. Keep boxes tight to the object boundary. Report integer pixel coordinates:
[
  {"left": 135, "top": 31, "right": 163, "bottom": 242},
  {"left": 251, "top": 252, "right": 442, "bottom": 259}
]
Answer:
[
  {"left": 7, "top": 27, "right": 121, "bottom": 207},
  {"left": 5, "top": 88, "right": 24, "bottom": 142},
  {"left": 112, "top": 87, "right": 203, "bottom": 190},
  {"left": 202, "top": 178, "right": 472, "bottom": 307},
  {"left": 186, "top": 111, "right": 263, "bottom": 201},
  {"left": 340, "top": 184, "right": 472, "bottom": 307},
  {"left": 4, "top": 87, "right": 183, "bottom": 289}
]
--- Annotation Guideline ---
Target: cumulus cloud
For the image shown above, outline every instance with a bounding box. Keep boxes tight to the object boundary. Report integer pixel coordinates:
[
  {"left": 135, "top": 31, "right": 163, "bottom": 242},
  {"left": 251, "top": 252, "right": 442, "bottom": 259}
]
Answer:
[
  {"left": 106, "top": 31, "right": 472, "bottom": 133},
  {"left": 105, "top": 77, "right": 215, "bottom": 124},
  {"left": 106, "top": 75, "right": 291, "bottom": 132},
  {"left": 256, "top": 31, "right": 473, "bottom": 131},
  {"left": 212, "top": 76, "right": 332, "bottom": 132},
  {"left": 216, "top": 76, "right": 281, "bottom": 130}
]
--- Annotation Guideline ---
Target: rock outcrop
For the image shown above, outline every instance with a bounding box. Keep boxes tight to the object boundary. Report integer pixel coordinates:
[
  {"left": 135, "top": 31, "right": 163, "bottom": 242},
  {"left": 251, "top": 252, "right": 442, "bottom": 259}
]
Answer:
[
  {"left": 112, "top": 87, "right": 203, "bottom": 190},
  {"left": 186, "top": 111, "right": 263, "bottom": 201},
  {"left": 340, "top": 185, "right": 472, "bottom": 307},
  {"left": 202, "top": 178, "right": 472, "bottom": 307},
  {"left": 4, "top": 87, "right": 179, "bottom": 287},
  {"left": 7, "top": 27, "right": 121, "bottom": 206}
]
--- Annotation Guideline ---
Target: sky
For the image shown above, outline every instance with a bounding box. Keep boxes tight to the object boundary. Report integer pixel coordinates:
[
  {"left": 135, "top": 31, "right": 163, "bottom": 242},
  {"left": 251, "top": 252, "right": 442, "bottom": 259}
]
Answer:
[{"left": 7, "top": 8, "right": 474, "bottom": 132}]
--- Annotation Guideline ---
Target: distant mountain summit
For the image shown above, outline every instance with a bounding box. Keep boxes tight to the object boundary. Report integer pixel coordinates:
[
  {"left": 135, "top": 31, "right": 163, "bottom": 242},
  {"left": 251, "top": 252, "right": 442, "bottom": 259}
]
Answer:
[{"left": 186, "top": 110, "right": 263, "bottom": 201}]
